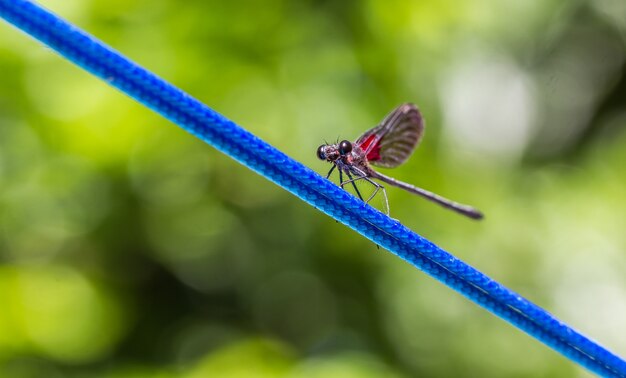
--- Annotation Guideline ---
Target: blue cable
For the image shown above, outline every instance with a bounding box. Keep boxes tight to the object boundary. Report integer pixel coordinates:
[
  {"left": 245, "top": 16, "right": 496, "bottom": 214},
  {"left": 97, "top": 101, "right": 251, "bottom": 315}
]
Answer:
[{"left": 0, "top": 1, "right": 624, "bottom": 376}]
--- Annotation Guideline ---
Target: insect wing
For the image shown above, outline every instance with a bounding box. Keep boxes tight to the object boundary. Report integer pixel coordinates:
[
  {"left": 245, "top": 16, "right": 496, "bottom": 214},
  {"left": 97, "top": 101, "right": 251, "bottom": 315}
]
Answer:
[{"left": 355, "top": 103, "right": 424, "bottom": 168}]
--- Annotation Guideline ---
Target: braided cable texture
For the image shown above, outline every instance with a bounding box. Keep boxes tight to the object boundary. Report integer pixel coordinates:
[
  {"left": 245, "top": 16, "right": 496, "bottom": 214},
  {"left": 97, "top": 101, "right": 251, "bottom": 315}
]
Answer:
[{"left": 0, "top": 1, "right": 624, "bottom": 376}]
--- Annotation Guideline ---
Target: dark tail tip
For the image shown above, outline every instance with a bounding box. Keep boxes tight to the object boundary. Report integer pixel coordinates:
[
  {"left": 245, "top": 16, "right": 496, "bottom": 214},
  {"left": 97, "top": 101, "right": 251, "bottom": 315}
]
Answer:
[{"left": 466, "top": 209, "right": 484, "bottom": 220}]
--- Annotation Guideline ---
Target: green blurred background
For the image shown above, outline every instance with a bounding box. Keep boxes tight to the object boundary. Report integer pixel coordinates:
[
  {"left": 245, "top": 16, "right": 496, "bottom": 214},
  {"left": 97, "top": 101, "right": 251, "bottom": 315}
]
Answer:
[{"left": 1, "top": 0, "right": 625, "bottom": 377}]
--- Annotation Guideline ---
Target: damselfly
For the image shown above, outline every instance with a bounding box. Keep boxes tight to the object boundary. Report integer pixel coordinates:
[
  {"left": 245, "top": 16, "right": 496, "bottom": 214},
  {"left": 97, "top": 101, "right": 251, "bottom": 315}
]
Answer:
[{"left": 317, "top": 103, "right": 483, "bottom": 219}]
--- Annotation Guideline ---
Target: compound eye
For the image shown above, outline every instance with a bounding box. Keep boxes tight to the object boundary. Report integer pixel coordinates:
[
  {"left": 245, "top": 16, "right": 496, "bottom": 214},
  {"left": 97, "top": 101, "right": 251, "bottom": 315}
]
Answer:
[
  {"left": 317, "top": 145, "right": 327, "bottom": 160},
  {"left": 339, "top": 140, "right": 352, "bottom": 155}
]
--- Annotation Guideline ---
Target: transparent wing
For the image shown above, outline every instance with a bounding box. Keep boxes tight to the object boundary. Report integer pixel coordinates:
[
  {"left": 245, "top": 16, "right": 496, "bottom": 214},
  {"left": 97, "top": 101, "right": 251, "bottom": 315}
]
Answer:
[{"left": 355, "top": 103, "right": 424, "bottom": 168}]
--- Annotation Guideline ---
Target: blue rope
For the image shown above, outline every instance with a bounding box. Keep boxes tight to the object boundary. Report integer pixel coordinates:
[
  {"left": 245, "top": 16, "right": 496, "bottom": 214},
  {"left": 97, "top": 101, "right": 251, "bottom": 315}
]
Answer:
[{"left": 0, "top": 1, "right": 624, "bottom": 376}]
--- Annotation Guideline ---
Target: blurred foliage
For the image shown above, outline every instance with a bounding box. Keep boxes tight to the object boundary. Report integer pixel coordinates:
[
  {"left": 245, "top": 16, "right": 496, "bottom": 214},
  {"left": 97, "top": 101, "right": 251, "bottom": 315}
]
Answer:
[{"left": 0, "top": 0, "right": 625, "bottom": 377}]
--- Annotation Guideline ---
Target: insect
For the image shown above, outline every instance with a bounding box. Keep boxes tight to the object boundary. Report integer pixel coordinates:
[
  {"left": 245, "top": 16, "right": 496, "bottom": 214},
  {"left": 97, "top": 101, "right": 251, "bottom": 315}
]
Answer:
[{"left": 317, "top": 103, "right": 483, "bottom": 220}]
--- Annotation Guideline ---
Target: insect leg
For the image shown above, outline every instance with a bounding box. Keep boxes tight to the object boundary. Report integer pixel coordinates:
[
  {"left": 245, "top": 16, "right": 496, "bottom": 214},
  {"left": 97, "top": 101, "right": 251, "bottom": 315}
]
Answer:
[
  {"left": 325, "top": 164, "right": 336, "bottom": 179},
  {"left": 360, "top": 176, "right": 390, "bottom": 216},
  {"left": 339, "top": 169, "right": 388, "bottom": 215},
  {"left": 344, "top": 171, "right": 364, "bottom": 201},
  {"left": 339, "top": 169, "right": 346, "bottom": 189},
  {"left": 338, "top": 173, "right": 365, "bottom": 187}
]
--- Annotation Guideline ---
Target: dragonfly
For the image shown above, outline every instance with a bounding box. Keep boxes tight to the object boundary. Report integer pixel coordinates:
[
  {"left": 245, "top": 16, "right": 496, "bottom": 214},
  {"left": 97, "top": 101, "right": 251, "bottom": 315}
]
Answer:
[{"left": 317, "top": 103, "right": 483, "bottom": 220}]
